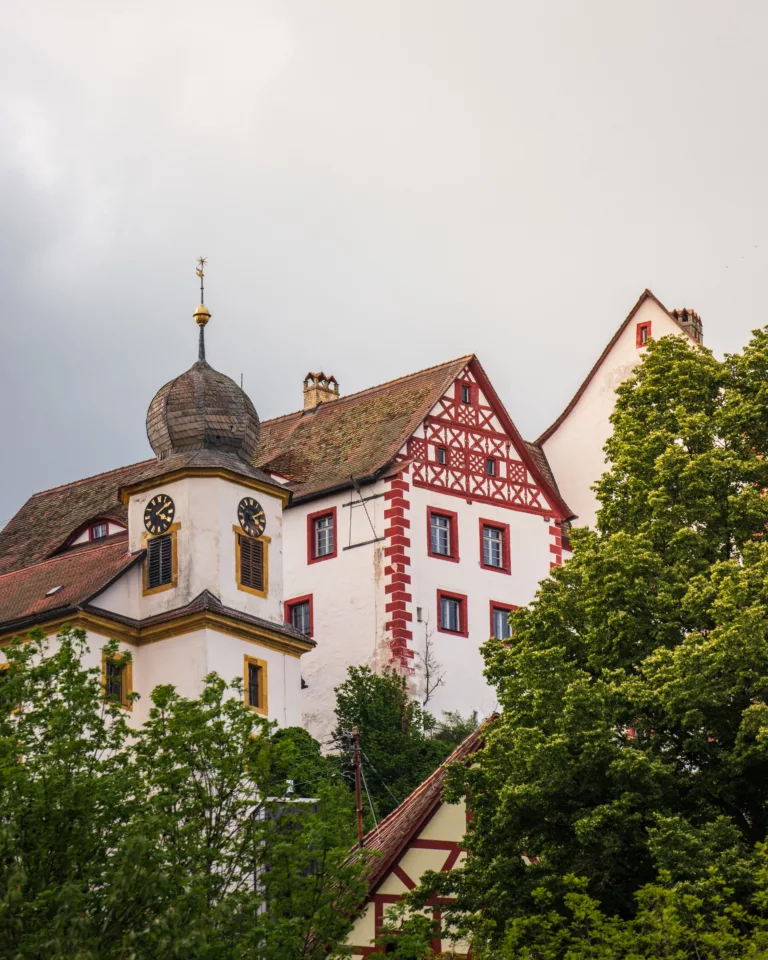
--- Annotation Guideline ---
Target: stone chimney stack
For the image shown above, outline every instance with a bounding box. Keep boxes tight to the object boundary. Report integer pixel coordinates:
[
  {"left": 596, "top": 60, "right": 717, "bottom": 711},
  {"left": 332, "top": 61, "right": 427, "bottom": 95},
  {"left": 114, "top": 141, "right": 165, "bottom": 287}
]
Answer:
[
  {"left": 303, "top": 372, "right": 340, "bottom": 411},
  {"left": 672, "top": 308, "right": 704, "bottom": 345}
]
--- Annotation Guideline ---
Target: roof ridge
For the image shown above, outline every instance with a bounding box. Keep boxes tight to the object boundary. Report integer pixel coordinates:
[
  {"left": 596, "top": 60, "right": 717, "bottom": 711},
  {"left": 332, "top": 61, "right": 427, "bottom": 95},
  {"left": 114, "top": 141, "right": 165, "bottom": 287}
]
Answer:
[
  {"left": 261, "top": 355, "right": 474, "bottom": 426},
  {"left": 534, "top": 288, "right": 684, "bottom": 446},
  {"left": 0, "top": 537, "right": 135, "bottom": 582},
  {"left": 359, "top": 718, "right": 493, "bottom": 844},
  {"left": 28, "top": 459, "right": 156, "bottom": 499}
]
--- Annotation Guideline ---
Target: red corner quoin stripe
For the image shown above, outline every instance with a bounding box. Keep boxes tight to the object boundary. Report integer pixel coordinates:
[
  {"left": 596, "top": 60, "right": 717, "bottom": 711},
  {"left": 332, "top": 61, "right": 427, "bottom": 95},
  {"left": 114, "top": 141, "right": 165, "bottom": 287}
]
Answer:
[{"left": 384, "top": 469, "right": 414, "bottom": 668}]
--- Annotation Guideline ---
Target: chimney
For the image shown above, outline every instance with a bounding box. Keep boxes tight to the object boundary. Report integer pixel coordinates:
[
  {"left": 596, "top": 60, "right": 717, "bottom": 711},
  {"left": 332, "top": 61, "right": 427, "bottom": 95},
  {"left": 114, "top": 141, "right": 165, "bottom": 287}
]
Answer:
[
  {"left": 303, "top": 372, "right": 340, "bottom": 410},
  {"left": 672, "top": 308, "right": 704, "bottom": 345}
]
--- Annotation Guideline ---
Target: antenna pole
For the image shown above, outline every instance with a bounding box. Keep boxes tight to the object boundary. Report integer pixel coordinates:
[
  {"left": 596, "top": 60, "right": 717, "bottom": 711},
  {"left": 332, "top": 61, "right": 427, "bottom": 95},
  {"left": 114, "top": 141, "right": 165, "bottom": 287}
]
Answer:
[{"left": 352, "top": 726, "right": 364, "bottom": 848}]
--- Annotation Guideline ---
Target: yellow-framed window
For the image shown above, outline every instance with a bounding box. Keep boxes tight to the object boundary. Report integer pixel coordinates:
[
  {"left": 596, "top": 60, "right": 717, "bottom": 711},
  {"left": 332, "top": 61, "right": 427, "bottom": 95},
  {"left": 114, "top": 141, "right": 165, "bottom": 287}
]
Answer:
[
  {"left": 234, "top": 526, "right": 270, "bottom": 598},
  {"left": 102, "top": 651, "right": 133, "bottom": 711},
  {"left": 243, "top": 654, "right": 268, "bottom": 716},
  {"left": 142, "top": 524, "right": 180, "bottom": 596}
]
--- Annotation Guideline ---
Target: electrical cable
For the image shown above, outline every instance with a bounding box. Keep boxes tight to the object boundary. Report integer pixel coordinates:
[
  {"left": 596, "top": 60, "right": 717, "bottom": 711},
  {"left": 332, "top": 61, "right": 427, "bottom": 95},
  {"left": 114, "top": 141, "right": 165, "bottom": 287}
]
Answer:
[
  {"left": 359, "top": 762, "right": 381, "bottom": 844},
  {"left": 360, "top": 748, "right": 401, "bottom": 808}
]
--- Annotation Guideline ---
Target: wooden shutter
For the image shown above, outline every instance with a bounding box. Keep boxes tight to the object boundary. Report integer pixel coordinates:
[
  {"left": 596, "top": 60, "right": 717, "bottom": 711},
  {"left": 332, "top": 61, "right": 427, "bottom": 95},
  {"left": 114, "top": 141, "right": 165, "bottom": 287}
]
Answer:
[
  {"left": 147, "top": 534, "right": 173, "bottom": 589},
  {"left": 240, "top": 536, "right": 265, "bottom": 592}
]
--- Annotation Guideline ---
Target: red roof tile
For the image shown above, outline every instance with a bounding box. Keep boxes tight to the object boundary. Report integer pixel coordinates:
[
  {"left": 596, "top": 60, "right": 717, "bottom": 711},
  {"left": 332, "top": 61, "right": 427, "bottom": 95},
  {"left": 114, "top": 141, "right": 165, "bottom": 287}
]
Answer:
[
  {"left": 0, "top": 354, "right": 569, "bottom": 576},
  {"left": 254, "top": 356, "right": 473, "bottom": 501},
  {"left": 348, "top": 717, "right": 495, "bottom": 896},
  {"left": 0, "top": 461, "right": 155, "bottom": 576},
  {"left": 0, "top": 536, "right": 141, "bottom": 630}
]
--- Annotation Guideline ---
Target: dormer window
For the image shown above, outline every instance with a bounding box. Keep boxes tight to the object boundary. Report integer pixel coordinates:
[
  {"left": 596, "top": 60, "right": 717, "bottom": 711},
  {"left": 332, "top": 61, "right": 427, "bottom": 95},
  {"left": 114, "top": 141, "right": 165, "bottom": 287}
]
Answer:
[{"left": 90, "top": 523, "right": 108, "bottom": 540}]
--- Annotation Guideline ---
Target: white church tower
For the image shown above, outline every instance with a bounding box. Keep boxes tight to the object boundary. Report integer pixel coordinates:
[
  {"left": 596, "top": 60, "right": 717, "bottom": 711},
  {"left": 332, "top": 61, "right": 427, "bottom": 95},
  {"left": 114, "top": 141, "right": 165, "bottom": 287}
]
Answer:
[{"left": 0, "top": 264, "right": 313, "bottom": 727}]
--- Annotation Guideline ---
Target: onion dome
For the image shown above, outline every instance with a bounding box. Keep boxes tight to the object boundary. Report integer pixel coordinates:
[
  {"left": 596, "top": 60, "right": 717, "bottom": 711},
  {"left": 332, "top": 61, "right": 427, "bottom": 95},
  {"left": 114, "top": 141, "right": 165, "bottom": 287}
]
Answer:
[
  {"left": 146, "top": 360, "right": 261, "bottom": 461},
  {"left": 146, "top": 268, "right": 260, "bottom": 460}
]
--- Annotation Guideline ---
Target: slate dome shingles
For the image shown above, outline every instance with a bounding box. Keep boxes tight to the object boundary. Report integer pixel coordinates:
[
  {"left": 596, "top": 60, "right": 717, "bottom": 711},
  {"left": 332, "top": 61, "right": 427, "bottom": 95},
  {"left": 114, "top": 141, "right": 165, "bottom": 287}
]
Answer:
[{"left": 146, "top": 360, "right": 261, "bottom": 460}]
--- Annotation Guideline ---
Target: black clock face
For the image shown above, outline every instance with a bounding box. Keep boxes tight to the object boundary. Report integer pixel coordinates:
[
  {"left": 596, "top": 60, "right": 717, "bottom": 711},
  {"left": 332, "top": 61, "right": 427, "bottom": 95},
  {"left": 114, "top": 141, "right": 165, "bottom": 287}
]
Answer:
[
  {"left": 144, "top": 494, "right": 175, "bottom": 535},
  {"left": 238, "top": 497, "right": 266, "bottom": 538}
]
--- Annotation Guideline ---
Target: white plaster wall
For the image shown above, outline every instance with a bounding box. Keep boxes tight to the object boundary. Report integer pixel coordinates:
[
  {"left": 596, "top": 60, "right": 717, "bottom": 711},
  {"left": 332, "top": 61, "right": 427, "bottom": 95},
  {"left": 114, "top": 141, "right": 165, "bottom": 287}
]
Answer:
[
  {"left": 202, "top": 628, "right": 303, "bottom": 728},
  {"left": 126, "top": 476, "right": 284, "bottom": 623},
  {"left": 92, "top": 564, "right": 142, "bottom": 620},
  {"left": 282, "top": 481, "right": 387, "bottom": 741},
  {"left": 1, "top": 626, "right": 300, "bottom": 731},
  {"left": 0, "top": 627, "right": 137, "bottom": 712},
  {"left": 130, "top": 629, "right": 208, "bottom": 725},
  {"left": 542, "top": 301, "right": 692, "bottom": 529},
  {"left": 409, "top": 483, "right": 552, "bottom": 723}
]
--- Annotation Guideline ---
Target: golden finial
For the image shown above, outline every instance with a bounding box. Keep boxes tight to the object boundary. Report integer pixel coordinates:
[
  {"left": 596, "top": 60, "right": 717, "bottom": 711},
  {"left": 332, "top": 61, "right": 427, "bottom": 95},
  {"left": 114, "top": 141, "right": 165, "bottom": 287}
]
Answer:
[{"left": 193, "top": 257, "right": 211, "bottom": 361}]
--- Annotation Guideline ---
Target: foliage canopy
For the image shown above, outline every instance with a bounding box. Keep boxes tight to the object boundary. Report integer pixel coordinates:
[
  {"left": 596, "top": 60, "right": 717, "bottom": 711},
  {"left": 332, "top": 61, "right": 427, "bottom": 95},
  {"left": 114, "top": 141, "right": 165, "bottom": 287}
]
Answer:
[
  {"left": 404, "top": 330, "right": 768, "bottom": 958},
  {"left": 0, "top": 628, "right": 366, "bottom": 959}
]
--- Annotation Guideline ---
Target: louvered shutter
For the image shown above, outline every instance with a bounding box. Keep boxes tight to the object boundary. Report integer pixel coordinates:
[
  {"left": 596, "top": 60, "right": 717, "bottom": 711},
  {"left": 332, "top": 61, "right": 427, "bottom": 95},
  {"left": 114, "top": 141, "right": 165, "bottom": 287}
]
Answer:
[
  {"left": 240, "top": 536, "right": 264, "bottom": 591},
  {"left": 147, "top": 534, "right": 173, "bottom": 589}
]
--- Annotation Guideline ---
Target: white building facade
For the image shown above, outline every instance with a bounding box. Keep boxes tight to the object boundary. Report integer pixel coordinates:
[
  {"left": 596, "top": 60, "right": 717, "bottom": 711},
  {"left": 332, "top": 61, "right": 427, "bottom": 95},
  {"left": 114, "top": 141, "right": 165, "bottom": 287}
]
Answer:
[
  {"left": 0, "top": 287, "right": 704, "bottom": 740},
  {"left": 538, "top": 289, "right": 704, "bottom": 529}
]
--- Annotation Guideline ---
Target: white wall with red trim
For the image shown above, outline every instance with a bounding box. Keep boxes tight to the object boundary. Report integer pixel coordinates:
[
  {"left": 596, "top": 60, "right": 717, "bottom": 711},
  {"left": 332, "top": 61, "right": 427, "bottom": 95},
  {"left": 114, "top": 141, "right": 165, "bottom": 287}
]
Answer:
[
  {"left": 280, "top": 360, "right": 567, "bottom": 738},
  {"left": 345, "top": 798, "right": 472, "bottom": 958},
  {"left": 541, "top": 299, "right": 695, "bottom": 529},
  {"left": 281, "top": 481, "right": 389, "bottom": 742}
]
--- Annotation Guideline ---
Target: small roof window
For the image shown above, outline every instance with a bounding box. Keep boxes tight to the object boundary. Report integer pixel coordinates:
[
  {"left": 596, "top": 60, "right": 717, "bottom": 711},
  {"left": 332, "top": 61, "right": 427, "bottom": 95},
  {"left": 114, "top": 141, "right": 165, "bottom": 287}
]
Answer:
[{"left": 45, "top": 585, "right": 63, "bottom": 597}]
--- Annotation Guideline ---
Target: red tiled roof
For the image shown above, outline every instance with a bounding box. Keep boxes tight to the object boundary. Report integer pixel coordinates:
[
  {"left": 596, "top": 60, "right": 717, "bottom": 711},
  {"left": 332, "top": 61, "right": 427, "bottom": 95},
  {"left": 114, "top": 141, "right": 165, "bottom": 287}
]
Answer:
[
  {"left": 254, "top": 356, "right": 473, "bottom": 501},
  {"left": 347, "top": 717, "right": 495, "bottom": 896},
  {"left": 0, "top": 461, "right": 155, "bottom": 576},
  {"left": 536, "top": 289, "right": 698, "bottom": 446},
  {"left": 0, "top": 453, "right": 280, "bottom": 577},
  {"left": 0, "top": 354, "right": 569, "bottom": 576},
  {"left": 0, "top": 535, "right": 142, "bottom": 630}
]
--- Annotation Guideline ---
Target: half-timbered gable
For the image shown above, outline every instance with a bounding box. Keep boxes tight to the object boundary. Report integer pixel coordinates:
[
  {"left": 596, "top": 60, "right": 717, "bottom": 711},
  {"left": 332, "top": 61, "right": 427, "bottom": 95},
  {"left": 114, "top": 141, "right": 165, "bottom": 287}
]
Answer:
[
  {"left": 405, "top": 358, "right": 563, "bottom": 517},
  {"left": 344, "top": 721, "right": 491, "bottom": 958}
]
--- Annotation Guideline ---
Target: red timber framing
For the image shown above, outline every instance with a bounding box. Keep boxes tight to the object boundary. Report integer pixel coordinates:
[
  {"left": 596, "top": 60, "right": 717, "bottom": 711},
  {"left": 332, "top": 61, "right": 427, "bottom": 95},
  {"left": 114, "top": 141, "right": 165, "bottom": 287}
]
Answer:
[
  {"left": 405, "top": 359, "right": 568, "bottom": 519},
  {"left": 384, "top": 467, "right": 414, "bottom": 669},
  {"left": 345, "top": 722, "right": 495, "bottom": 957}
]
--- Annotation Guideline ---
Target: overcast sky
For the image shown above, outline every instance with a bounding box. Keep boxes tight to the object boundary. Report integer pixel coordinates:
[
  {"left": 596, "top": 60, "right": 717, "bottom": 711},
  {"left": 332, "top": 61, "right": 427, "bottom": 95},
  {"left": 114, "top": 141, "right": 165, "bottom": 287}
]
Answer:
[{"left": 2, "top": 0, "right": 767, "bottom": 525}]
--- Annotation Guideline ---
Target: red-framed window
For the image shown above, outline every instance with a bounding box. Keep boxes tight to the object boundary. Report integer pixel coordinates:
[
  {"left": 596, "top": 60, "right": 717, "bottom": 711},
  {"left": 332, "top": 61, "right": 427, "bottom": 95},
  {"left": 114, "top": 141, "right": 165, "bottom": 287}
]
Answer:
[
  {"left": 436, "top": 445, "right": 447, "bottom": 465},
  {"left": 456, "top": 380, "right": 476, "bottom": 406},
  {"left": 479, "top": 518, "right": 510, "bottom": 573},
  {"left": 437, "top": 589, "right": 469, "bottom": 637},
  {"left": 285, "top": 594, "right": 314, "bottom": 637},
  {"left": 636, "top": 322, "right": 652, "bottom": 347},
  {"left": 427, "top": 506, "right": 459, "bottom": 562},
  {"left": 490, "top": 601, "right": 517, "bottom": 639},
  {"left": 307, "top": 506, "right": 338, "bottom": 564}
]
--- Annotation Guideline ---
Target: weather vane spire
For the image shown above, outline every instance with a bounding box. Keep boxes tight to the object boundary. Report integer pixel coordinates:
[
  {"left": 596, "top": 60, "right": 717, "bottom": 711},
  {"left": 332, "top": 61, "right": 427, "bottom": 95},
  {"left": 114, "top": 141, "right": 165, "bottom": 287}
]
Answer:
[{"left": 193, "top": 257, "right": 211, "bottom": 362}]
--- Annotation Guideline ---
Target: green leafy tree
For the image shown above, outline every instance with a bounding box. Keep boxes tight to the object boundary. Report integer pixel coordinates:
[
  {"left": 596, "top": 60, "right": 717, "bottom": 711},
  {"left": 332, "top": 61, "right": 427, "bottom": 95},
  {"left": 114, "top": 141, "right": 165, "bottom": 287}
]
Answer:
[
  {"left": 406, "top": 331, "right": 768, "bottom": 956},
  {"left": 429, "top": 710, "right": 479, "bottom": 748},
  {"left": 0, "top": 627, "right": 367, "bottom": 959},
  {"left": 333, "top": 666, "right": 452, "bottom": 821}
]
